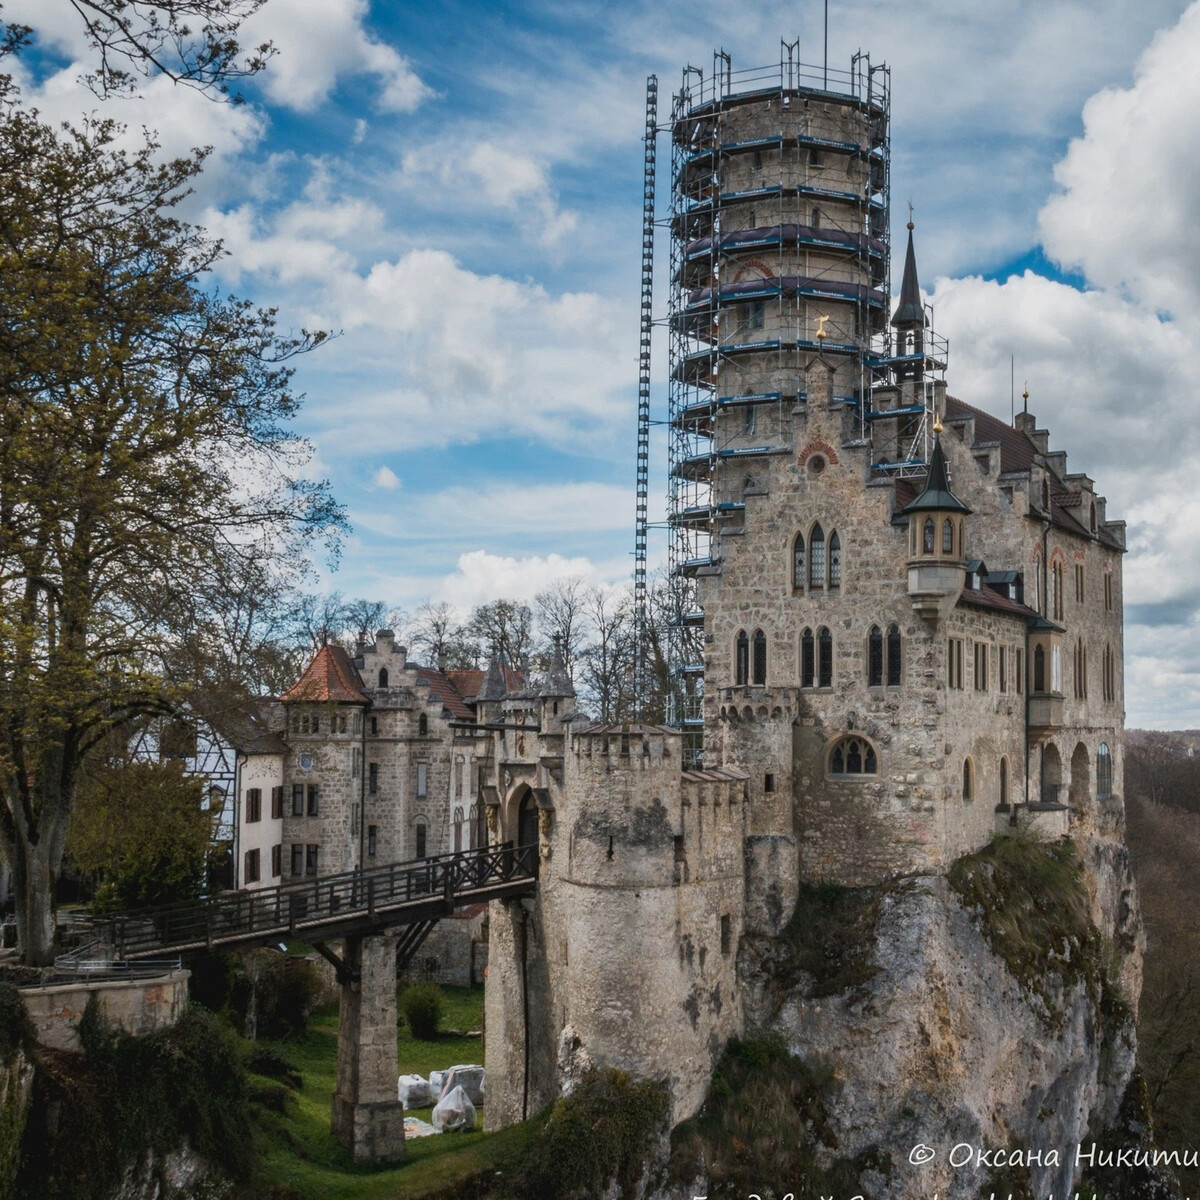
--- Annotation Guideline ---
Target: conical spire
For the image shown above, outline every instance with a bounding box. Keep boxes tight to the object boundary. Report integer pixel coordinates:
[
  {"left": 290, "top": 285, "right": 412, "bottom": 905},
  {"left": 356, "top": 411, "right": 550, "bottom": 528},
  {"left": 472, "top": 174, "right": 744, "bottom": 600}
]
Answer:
[
  {"left": 540, "top": 635, "right": 575, "bottom": 698},
  {"left": 479, "top": 651, "right": 508, "bottom": 701},
  {"left": 901, "top": 433, "right": 971, "bottom": 515},
  {"left": 891, "top": 221, "right": 926, "bottom": 330}
]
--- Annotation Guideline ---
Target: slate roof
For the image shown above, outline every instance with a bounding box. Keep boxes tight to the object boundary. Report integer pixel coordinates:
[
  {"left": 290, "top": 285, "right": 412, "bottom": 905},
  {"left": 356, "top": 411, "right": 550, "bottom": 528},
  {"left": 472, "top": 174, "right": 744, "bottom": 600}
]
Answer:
[
  {"left": 958, "top": 585, "right": 1041, "bottom": 621},
  {"left": 891, "top": 224, "right": 926, "bottom": 329},
  {"left": 282, "top": 644, "right": 369, "bottom": 704}
]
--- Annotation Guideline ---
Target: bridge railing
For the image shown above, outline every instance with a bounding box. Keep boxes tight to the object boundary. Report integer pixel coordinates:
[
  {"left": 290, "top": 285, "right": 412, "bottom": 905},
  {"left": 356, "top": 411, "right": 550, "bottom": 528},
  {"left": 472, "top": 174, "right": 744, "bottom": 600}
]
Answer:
[{"left": 90, "top": 842, "right": 537, "bottom": 958}]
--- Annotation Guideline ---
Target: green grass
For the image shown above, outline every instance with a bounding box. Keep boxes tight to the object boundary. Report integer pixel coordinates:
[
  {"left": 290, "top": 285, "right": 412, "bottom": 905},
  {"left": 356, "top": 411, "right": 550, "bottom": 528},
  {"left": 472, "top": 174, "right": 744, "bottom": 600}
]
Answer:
[{"left": 247, "top": 983, "right": 531, "bottom": 1200}]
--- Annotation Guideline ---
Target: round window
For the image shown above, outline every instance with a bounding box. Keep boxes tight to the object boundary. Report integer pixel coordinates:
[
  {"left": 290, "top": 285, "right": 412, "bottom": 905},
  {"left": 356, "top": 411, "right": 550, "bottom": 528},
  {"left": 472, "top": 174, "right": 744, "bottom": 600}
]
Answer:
[{"left": 808, "top": 455, "right": 826, "bottom": 475}]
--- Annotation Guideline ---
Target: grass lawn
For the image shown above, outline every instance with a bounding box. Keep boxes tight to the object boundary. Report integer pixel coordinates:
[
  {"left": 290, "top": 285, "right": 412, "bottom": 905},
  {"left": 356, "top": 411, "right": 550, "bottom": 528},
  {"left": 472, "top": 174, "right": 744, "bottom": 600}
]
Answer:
[{"left": 247, "top": 983, "right": 536, "bottom": 1200}]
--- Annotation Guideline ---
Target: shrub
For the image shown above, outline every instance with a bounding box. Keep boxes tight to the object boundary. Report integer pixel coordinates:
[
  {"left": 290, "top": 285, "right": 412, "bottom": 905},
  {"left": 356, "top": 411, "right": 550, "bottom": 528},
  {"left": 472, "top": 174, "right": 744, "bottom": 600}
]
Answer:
[
  {"left": 19, "top": 1001, "right": 254, "bottom": 1199},
  {"left": 401, "top": 982, "right": 443, "bottom": 1041},
  {"left": 0, "top": 984, "right": 32, "bottom": 1058},
  {"left": 244, "top": 1046, "right": 303, "bottom": 1090},
  {"left": 514, "top": 1068, "right": 669, "bottom": 1200},
  {"left": 229, "top": 951, "right": 318, "bottom": 1039}
]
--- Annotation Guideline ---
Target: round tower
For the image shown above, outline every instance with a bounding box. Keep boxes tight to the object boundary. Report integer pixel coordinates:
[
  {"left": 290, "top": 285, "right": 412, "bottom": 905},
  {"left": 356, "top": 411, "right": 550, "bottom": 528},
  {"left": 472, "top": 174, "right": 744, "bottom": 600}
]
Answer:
[{"left": 666, "top": 44, "right": 891, "bottom": 762}]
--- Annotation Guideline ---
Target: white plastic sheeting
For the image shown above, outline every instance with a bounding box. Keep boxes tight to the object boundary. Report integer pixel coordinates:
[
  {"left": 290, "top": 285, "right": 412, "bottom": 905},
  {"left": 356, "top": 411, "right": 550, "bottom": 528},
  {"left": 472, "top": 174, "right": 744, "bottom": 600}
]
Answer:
[{"left": 431, "top": 1084, "right": 477, "bottom": 1132}]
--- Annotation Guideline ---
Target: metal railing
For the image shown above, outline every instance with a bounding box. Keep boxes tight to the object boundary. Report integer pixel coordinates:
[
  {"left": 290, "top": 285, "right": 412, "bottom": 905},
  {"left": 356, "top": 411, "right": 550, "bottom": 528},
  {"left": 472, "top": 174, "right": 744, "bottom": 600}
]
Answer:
[{"left": 83, "top": 843, "right": 538, "bottom": 960}]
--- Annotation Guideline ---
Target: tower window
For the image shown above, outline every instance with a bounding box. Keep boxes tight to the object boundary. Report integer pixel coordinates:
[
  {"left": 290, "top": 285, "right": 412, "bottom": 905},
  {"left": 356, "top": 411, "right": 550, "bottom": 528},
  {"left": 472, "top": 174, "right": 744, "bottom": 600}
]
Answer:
[
  {"left": 817, "top": 626, "right": 833, "bottom": 688},
  {"left": 747, "top": 299, "right": 765, "bottom": 330},
  {"left": 886, "top": 624, "right": 902, "bottom": 686},
  {"left": 792, "top": 532, "right": 806, "bottom": 592},
  {"left": 809, "top": 524, "right": 825, "bottom": 588},
  {"left": 942, "top": 518, "right": 953, "bottom": 554},
  {"left": 378, "top": 667, "right": 388, "bottom": 688},
  {"left": 923, "top": 518, "right": 935, "bottom": 554},
  {"left": 416, "top": 821, "right": 427, "bottom": 860},
  {"left": 829, "top": 531, "right": 841, "bottom": 588},
  {"left": 752, "top": 629, "right": 767, "bottom": 685},
  {"left": 801, "top": 627, "right": 815, "bottom": 688},
  {"left": 1034, "top": 644, "right": 1046, "bottom": 692},
  {"left": 418, "top": 712, "right": 428, "bottom": 736},
  {"left": 868, "top": 625, "right": 883, "bottom": 687},
  {"left": 735, "top": 630, "right": 749, "bottom": 685},
  {"left": 764, "top": 773, "right": 775, "bottom": 793}
]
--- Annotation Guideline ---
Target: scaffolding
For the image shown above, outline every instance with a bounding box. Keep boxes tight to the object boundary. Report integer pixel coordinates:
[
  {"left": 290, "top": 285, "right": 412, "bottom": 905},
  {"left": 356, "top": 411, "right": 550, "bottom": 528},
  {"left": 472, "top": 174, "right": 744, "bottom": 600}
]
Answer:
[{"left": 665, "top": 42, "right": 893, "bottom": 766}]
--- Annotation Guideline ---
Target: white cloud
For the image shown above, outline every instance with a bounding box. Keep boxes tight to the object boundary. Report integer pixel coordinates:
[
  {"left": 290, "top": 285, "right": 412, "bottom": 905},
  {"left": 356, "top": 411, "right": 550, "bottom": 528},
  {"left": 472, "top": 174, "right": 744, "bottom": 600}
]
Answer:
[
  {"left": 373, "top": 466, "right": 401, "bottom": 490},
  {"left": 239, "top": 0, "right": 431, "bottom": 113},
  {"left": 435, "top": 550, "right": 608, "bottom": 613},
  {"left": 1039, "top": 1, "right": 1200, "bottom": 315}
]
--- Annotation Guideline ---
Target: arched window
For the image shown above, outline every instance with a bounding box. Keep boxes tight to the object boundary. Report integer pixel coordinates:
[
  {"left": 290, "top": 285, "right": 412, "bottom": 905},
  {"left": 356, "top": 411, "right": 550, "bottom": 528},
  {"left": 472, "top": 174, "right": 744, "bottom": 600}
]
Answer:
[
  {"left": 418, "top": 712, "right": 428, "bottom": 736},
  {"left": 923, "top": 517, "right": 935, "bottom": 554},
  {"left": 887, "top": 624, "right": 902, "bottom": 686},
  {"left": 829, "top": 531, "right": 841, "bottom": 588},
  {"left": 1034, "top": 644, "right": 1046, "bottom": 692},
  {"left": 828, "top": 735, "right": 877, "bottom": 776},
  {"left": 801, "top": 628, "right": 814, "bottom": 688},
  {"left": 868, "top": 626, "right": 883, "bottom": 686},
  {"left": 453, "top": 807, "right": 464, "bottom": 853},
  {"left": 468, "top": 803, "right": 479, "bottom": 850},
  {"left": 962, "top": 758, "right": 974, "bottom": 802},
  {"left": 942, "top": 518, "right": 953, "bottom": 554},
  {"left": 817, "top": 626, "right": 833, "bottom": 688},
  {"left": 1000, "top": 757, "right": 1009, "bottom": 806},
  {"left": 415, "top": 819, "right": 428, "bottom": 860},
  {"left": 792, "top": 533, "right": 805, "bottom": 591},
  {"left": 752, "top": 629, "right": 767, "bottom": 685},
  {"left": 809, "top": 524, "right": 825, "bottom": 588},
  {"left": 1097, "top": 743, "right": 1113, "bottom": 800},
  {"left": 378, "top": 667, "right": 389, "bottom": 688},
  {"left": 735, "top": 630, "right": 749, "bottom": 685}
]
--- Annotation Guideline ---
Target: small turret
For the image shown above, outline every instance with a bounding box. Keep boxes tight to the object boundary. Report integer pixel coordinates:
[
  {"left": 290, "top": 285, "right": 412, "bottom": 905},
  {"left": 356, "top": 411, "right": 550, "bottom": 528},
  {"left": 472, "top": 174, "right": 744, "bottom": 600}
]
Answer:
[
  {"left": 891, "top": 220, "right": 926, "bottom": 382},
  {"left": 540, "top": 635, "right": 576, "bottom": 728},
  {"left": 902, "top": 431, "right": 971, "bottom": 620}
]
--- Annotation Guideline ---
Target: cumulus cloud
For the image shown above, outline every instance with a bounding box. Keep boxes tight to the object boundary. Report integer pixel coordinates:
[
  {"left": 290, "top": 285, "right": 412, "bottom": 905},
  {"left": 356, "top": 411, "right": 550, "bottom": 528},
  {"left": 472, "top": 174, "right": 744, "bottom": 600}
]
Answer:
[
  {"left": 373, "top": 466, "right": 401, "bottom": 490},
  {"left": 434, "top": 550, "right": 609, "bottom": 613},
  {"left": 239, "top": 0, "right": 431, "bottom": 112},
  {"left": 1039, "top": 1, "right": 1200, "bottom": 315}
]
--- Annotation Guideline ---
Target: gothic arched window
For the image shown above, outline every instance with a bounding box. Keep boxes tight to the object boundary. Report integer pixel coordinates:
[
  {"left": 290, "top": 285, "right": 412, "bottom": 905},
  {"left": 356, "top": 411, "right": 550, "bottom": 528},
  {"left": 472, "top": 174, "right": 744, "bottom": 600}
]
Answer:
[
  {"left": 378, "top": 667, "right": 389, "bottom": 688},
  {"left": 1097, "top": 743, "right": 1113, "bottom": 800},
  {"left": 801, "top": 628, "right": 815, "bottom": 688},
  {"left": 887, "top": 624, "right": 902, "bottom": 686},
  {"left": 735, "top": 630, "right": 749, "bottom": 686},
  {"left": 752, "top": 629, "right": 767, "bottom": 685},
  {"left": 809, "top": 524, "right": 825, "bottom": 588},
  {"left": 817, "top": 626, "right": 833, "bottom": 688},
  {"left": 942, "top": 518, "right": 953, "bottom": 554},
  {"left": 418, "top": 712, "right": 428, "bottom": 736},
  {"left": 828, "top": 735, "right": 877, "bottom": 776},
  {"left": 923, "top": 517, "right": 935, "bottom": 554},
  {"left": 792, "top": 532, "right": 805, "bottom": 591},
  {"left": 829, "top": 531, "right": 841, "bottom": 588},
  {"left": 868, "top": 626, "right": 883, "bottom": 687}
]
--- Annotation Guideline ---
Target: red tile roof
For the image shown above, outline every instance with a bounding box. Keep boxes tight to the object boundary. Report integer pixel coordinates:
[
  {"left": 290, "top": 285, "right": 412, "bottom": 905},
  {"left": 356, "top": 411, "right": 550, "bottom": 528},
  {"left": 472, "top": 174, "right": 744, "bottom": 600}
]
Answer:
[
  {"left": 412, "top": 668, "right": 476, "bottom": 721},
  {"left": 283, "top": 644, "right": 369, "bottom": 704}
]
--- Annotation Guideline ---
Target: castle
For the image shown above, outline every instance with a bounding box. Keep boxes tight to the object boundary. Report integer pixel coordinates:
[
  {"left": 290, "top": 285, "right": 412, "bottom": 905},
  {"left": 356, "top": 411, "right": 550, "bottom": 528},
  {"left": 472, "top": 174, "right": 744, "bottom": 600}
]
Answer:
[{"left": 222, "top": 46, "right": 1126, "bottom": 1134}]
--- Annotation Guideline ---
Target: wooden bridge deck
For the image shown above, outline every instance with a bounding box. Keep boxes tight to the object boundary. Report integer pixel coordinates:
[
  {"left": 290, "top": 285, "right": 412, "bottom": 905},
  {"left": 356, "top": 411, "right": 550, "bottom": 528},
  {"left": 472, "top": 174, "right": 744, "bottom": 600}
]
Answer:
[{"left": 88, "top": 843, "right": 538, "bottom": 960}]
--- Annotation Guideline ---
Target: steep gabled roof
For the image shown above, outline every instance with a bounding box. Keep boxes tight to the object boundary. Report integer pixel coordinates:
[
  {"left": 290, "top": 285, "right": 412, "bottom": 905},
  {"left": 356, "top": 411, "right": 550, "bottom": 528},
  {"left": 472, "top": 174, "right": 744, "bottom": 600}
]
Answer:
[
  {"left": 413, "top": 667, "right": 476, "bottom": 721},
  {"left": 891, "top": 224, "right": 926, "bottom": 329},
  {"left": 283, "top": 645, "right": 369, "bottom": 704}
]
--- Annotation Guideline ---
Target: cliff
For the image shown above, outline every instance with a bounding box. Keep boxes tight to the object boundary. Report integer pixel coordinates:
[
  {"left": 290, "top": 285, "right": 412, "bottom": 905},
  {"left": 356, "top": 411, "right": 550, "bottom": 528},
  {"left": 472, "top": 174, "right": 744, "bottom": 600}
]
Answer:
[{"left": 666, "top": 832, "right": 1157, "bottom": 1200}]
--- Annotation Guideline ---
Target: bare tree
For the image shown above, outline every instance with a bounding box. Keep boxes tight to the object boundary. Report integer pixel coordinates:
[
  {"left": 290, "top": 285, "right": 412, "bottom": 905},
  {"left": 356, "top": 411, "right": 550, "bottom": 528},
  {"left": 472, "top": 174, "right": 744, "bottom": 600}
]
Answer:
[
  {"left": 534, "top": 576, "right": 586, "bottom": 678},
  {"left": 468, "top": 599, "right": 533, "bottom": 669},
  {"left": 578, "top": 586, "right": 635, "bottom": 723},
  {"left": 409, "top": 600, "right": 474, "bottom": 670}
]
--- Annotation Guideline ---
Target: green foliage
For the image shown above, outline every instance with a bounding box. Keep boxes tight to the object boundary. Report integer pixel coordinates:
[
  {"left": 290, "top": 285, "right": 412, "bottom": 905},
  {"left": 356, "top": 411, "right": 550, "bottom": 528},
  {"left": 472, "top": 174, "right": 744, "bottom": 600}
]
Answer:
[
  {"left": 223, "top": 950, "right": 318, "bottom": 1039},
  {"left": 0, "top": 984, "right": 32, "bottom": 1058},
  {"left": 401, "top": 981, "right": 444, "bottom": 1041},
  {"left": 20, "top": 1002, "right": 254, "bottom": 1199},
  {"left": 69, "top": 759, "right": 212, "bottom": 912},
  {"left": 245, "top": 1046, "right": 303, "bottom": 1090},
  {"left": 948, "top": 834, "right": 1122, "bottom": 1020},
  {"left": 670, "top": 1036, "right": 886, "bottom": 1199},
  {"left": 190, "top": 950, "right": 237, "bottom": 1013},
  {"left": 512, "top": 1068, "right": 669, "bottom": 1200}
]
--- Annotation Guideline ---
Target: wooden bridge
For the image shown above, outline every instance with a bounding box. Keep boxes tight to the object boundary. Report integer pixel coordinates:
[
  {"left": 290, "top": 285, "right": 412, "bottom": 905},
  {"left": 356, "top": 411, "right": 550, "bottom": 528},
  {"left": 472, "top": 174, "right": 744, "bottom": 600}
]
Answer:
[{"left": 88, "top": 842, "right": 538, "bottom": 963}]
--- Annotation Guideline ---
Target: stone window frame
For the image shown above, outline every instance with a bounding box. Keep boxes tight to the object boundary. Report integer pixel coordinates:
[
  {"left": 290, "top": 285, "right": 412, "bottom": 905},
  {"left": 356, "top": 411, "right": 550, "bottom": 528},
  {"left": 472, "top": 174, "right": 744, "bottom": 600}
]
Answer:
[
  {"left": 999, "top": 756, "right": 1009, "bottom": 806},
  {"left": 962, "top": 757, "right": 975, "bottom": 803},
  {"left": 734, "top": 629, "right": 750, "bottom": 685},
  {"left": 1097, "top": 743, "right": 1113, "bottom": 800},
  {"left": 751, "top": 629, "right": 767, "bottom": 685},
  {"left": 823, "top": 733, "right": 879, "bottom": 779}
]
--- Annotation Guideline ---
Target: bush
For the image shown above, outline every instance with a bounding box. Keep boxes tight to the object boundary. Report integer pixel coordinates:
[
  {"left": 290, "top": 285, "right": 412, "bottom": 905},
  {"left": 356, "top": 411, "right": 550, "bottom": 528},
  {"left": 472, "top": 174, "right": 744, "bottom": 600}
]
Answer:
[
  {"left": 229, "top": 951, "right": 318, "bottom": 1039},
  {"left": 244, "top": 1046, "right": 302, "bottom": 1090},
  {"left": 514, "top": 1068, "right": 669, "bottom": 1200},
  {"left": 401, "top": 982, "right": 443, "bottom": 1041},
  {"left": 19, "top": 1000, "right": 254, "bottom": 1199},
  {"left": 0, "top": 984, "right": 32, "bottom": 1058}
]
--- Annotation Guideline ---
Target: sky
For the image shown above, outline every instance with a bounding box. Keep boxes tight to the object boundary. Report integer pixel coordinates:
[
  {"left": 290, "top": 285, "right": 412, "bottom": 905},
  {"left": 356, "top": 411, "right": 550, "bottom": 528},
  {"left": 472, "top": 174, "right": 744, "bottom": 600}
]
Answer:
[{"left": 13, "top": 0, "right": 1200, "bottom": 728}]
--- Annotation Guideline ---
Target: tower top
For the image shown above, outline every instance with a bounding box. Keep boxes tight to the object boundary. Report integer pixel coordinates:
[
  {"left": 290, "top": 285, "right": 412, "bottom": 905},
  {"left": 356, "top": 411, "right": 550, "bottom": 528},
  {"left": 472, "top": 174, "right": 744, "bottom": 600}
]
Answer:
[
  {"left": 891, "top": 222, "right": 926, "bottom": 331},
  {"left": 901, "top": 434, "right": 971, "bottom": 515}
]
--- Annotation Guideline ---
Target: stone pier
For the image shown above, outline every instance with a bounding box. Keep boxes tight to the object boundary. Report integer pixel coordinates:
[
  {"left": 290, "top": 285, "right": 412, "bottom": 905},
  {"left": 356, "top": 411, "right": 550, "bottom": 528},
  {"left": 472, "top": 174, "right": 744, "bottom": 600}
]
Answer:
[{"left": 331, "top": 934, "right": 406, "bottom": 1164}]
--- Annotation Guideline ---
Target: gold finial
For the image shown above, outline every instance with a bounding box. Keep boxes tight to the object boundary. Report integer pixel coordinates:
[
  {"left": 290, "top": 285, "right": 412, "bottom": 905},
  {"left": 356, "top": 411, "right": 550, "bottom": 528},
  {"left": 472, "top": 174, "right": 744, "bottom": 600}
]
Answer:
[
  {"left": 1022, "top": 381, "right": 1029, "bottom": 415},
  {"left": 933, "top": 415, "right": 943, "bottom": 433},
  {"left": 815, "top": 314, "right": 830, "bottom": 341},
  {"left": 907, "top": 199, "right": 914, "bottom": 231}
]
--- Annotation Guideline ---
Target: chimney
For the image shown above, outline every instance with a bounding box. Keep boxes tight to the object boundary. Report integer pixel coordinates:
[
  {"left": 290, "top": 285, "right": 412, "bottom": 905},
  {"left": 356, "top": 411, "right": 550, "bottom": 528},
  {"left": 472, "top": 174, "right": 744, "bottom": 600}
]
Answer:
[{"left": 375, "top": 628, "right": 395, "bottom": 655}]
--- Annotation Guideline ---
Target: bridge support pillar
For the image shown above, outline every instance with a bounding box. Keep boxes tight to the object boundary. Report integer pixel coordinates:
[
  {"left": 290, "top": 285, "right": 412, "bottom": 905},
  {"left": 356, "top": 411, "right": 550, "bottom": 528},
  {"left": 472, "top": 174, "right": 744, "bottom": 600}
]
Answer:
[{"left": 331, "top": 934, "right": 406, "bottom": 1164}]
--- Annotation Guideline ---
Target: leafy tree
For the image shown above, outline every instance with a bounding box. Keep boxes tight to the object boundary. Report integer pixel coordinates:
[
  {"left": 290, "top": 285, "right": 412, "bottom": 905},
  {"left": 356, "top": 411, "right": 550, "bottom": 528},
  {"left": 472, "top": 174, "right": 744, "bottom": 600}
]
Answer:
[
  {"left": 68, "top": 758, "right": 212, "bottom": 911},
  {"left": 8, "top": 0, "right": 274, "bottom": 101},
  {"left": 0, "top": 104, "right": 342, "bottom": 962}
]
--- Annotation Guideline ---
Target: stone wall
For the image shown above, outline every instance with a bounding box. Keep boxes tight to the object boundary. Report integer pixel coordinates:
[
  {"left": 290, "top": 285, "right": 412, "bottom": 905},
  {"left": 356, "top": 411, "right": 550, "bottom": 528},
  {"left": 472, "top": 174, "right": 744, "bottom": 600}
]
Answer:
[{"left": 21, "top": 970, "right": 190, "bottom": 1051}]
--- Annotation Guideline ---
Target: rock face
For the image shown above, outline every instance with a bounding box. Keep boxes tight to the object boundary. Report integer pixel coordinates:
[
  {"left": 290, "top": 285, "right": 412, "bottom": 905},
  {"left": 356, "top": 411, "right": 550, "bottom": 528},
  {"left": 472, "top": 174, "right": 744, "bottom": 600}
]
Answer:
[{"left": 738, "top": 833, "right": 1143, "bottom": 1200}]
